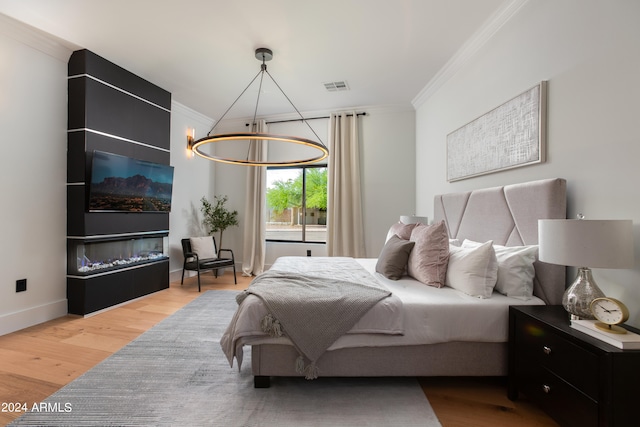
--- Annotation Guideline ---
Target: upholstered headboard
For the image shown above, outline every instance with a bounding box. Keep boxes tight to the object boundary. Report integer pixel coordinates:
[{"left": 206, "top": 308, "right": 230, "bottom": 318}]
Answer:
[{"left": 433, "top": 178, "right": 567, "bottom": 305}]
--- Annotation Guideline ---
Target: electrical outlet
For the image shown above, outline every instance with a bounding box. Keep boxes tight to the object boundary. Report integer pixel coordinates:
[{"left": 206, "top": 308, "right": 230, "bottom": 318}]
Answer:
[{"left": 16, "top": 279, "right": 27, "bottom": 292}]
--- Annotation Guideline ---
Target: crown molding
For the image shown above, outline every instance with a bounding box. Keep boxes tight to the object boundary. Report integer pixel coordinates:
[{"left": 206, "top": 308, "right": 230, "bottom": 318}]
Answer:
[
  {"left": 411, "top": 0, "right": 529, "bottom": 109},
  {"left": 0, "top": 13, "right": 77, "bottom": 62},
  {"left": 171, "top": 100, "right": 215, "bottom": 126}
]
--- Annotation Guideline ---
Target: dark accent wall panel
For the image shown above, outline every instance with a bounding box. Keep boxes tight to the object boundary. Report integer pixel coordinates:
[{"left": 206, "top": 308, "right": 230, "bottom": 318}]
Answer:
[
  {"left": 67, "top": 49, "right": 172, "bottom": 315},
  {"left": 68, "top": 132, "right": 170, "bottom": 184},
  {"left": 83, "top": 213, "right": 169, "bottom": 236},
  {"left": 67, "top": 77, "right": 87, "bottom": 131},
  {"left": 68, "top": 77, "right": 170, "bottom": 150},
  {"left": 84, "top": 132, "right": 170, "bottom": 165},
  {"left": 68, "top": 261, "right": 169, "bottom": 315},
  {"left": 68, "top": 49, "right": 171, "bottom": 109},
  {"left": 83, "top": 78, "right": 170, "bottom": 149},
  {"left": 68, "top": 270, "right": 135, "bottom": 314},
  {"left": 67, "top": 186, "right": 87, "bottom": 236},
  {"left": 133, "top": 262, "right": 170, "bottom": 296},
  {"left": 67, "top": 132, "right": 86, "bottom": 183}
]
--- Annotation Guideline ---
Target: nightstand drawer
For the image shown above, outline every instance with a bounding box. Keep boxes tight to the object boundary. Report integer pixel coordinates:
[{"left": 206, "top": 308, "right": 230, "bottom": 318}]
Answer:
[
  {"left": 515, "top": 317, "right": 599, "bottom": 399},
  {"left": 509, "top": 306, "right": 640, "bottom": 427},
  {"left": 520, "top": 367, "right": 598, "bottom": 427}
]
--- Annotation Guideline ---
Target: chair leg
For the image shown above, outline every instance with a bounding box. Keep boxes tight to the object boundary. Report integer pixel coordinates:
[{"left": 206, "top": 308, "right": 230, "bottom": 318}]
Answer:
[
  {"left": 181, "top": 268, "right": 185, "bottom": 285},
  {"left": 232, "top": 264, "right": 237, "bottom": 285},
  {"left": 197, "top": 268, "right": 201, "bottom": 292}
]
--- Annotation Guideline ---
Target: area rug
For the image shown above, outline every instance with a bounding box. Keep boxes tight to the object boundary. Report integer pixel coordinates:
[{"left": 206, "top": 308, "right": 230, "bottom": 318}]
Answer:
[{"left": 10, "top": 290, "right": 441, "bottom": 426}]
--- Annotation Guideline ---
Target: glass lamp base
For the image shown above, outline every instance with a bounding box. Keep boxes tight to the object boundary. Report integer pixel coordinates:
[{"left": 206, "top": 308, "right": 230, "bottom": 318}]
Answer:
[{"left": 562, "top": 267, "right": 605, "bottom": 320}]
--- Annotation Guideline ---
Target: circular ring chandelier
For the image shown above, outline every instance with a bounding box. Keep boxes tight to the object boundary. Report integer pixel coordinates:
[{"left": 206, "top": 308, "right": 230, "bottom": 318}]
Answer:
[
  {"left": 188, "top": 48, "right": 329, "bottom": 167},
  {"left": 191, "top": 133, "right": 328, "bottom": 167}
]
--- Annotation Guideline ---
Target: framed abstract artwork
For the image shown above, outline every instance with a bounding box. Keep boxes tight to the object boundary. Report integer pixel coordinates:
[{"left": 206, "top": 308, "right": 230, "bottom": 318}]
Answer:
[{"left": 446, "top": 81, "right": 547, "bottom": 182}]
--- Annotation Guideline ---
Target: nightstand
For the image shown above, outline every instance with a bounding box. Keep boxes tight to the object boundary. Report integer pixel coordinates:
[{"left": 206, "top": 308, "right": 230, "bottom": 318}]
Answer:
[{"left": 508, "top": 305, "right": 640, "bottom": 427}]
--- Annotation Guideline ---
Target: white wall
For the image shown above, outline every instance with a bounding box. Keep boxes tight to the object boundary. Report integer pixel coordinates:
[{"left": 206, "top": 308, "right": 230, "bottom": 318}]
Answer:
[
  {"left": 414, "top": 0, "right": 640, "bottom": 326},
  {"left": 168, "top": 102, "right": 215, "bottom": 281},
  {"left": 0, "top": 17, "right": 72, "bottom": 334},
  {"left": 360, "top": 107, "right": 417, "bottom": 257}
]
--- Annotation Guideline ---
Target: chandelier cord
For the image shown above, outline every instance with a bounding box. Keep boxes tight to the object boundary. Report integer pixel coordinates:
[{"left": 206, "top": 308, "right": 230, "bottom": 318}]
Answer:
[
  {"left": 264, "top": 69, "right": 326, "bottom": 149},
  {"left": 206, "top": 52, "right": 325, "bottom": 150},
  {"left": 207, "top": 68, "right": 263, "bottom": 137},
  {"left": 251, "top": 61, "right": 267, "bottom": 127},
  {"left": 245, "top": 61, "right": 267, "bottom": 162},
  {"left": 191, "top": 47, "right": 329, "bottom": 167}
]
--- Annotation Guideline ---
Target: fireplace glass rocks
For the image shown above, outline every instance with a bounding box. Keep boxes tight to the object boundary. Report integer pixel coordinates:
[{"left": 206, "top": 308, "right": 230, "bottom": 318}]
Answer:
[{"left": 68, "top": 235, "right": 168, "bottom": 276}]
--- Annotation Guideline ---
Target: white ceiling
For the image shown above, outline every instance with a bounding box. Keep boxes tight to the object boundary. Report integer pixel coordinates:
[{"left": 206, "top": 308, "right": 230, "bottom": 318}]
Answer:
[{"left": 0, "top": 0, "right": 508, "bottom": 120}]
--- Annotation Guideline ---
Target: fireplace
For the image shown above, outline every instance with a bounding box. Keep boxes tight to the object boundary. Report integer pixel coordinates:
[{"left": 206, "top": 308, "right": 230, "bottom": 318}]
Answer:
[{"left": 68, "top": 234, "right": 168, "bottom": 276}]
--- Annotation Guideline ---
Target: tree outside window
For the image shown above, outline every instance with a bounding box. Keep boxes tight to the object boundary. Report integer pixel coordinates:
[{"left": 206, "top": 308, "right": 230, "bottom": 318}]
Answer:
[{"left": 266, "top": 166, "right": 327, "bottom": 242}]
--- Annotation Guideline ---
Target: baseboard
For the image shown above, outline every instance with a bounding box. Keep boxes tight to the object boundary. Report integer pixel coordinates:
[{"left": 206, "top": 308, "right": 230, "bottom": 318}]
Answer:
[
  {"left": 0, "top": 299, "right": 68, "bottom": 336},
  {"left": 169, "top": 269, "right": 183, "bottom": 283},
  {"left": 79, "top": 293, "right": 158, "bottom": 318}
]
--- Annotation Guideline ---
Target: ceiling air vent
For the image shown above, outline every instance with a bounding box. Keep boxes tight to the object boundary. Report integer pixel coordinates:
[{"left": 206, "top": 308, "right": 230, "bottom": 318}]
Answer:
[{"left": 323, "top": 81, "right": 350, "bottom": 92}]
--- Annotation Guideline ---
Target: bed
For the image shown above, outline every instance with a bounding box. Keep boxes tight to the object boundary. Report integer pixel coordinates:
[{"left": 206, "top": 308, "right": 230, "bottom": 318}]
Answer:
[{"left": 221, "top": 178, "right": 567, "bottom": 387}]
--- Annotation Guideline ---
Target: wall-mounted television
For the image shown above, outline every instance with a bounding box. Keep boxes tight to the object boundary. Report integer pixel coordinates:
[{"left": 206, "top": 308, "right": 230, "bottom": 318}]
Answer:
[{"left": 88, "top": 150, "right": 174, "bottom": 213}]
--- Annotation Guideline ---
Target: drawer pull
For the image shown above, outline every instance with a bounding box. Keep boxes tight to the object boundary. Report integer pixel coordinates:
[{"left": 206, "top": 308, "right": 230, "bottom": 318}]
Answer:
[
  {"left": 542, "top": 345, "right": 552, "bottom": 355},
  {"left": 542, "top": 384, "right": 552, "bottom": 394}
]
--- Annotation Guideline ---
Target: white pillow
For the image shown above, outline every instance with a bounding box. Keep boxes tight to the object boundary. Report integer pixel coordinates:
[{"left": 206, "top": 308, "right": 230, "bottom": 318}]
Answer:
[
  {"left": 446, "top": 240, "right": 498, "bottom": 298},
  {"left": 190, "top": 237, "right": 217, "bottom": 260},
  {"left": 462, "top": 240, "right": 538, "bottom": 300}
]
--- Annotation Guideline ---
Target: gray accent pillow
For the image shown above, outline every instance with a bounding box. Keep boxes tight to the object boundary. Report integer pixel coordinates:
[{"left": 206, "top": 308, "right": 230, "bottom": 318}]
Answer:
[{"left": 376, "top": 235, "right": 416, "bottom": 280}]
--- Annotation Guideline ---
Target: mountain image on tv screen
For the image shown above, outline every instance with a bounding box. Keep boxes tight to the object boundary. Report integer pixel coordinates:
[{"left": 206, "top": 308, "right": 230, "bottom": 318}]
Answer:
[{"left": 89, "top": 151, "right": 174, "bottom": 212}]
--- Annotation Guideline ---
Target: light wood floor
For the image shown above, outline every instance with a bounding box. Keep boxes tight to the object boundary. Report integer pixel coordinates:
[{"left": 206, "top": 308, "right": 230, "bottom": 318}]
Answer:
[{"left": 0, "top": 272, "right": 557, "bottom": 426}]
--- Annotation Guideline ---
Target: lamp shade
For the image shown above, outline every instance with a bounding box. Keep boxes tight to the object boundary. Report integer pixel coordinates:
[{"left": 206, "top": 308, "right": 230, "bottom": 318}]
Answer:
[
  {"left": 538, "top": 219, "right": 634, "bottom": 269},
  {"left": 400, "top": 215, "right": 428, "bottom": 225}
]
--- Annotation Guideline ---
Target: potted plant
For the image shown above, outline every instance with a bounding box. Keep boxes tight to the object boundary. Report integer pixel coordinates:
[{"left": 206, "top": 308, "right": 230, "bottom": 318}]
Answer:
[{"left": 200, "top": 195, "right": 239, "bottom": 250}]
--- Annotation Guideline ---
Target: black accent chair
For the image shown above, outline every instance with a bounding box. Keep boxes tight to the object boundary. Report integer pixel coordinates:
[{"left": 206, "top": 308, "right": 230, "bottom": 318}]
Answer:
[{"left": 181, "top": 237, "right": 237, "bottom": 292}]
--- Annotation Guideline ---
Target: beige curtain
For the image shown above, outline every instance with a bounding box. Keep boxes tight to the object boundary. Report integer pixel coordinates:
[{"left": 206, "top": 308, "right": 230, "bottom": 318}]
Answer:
[
  {"left": 242, "top": 120, "right": 267, "bottom": 276},
  {"left": 327, "top": 112, "right": 366, "bottom": 257}
]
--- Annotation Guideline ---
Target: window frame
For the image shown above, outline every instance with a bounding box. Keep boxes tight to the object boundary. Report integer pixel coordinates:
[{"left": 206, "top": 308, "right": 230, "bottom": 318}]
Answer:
[{"left": 265, "top": 164, "right": 327, "bottom": 244}]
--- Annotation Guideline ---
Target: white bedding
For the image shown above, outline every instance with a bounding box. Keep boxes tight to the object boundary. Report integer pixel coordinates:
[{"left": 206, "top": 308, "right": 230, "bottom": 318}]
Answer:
[
  {"left": 221, "top": 256, "right": 544, "bottom": 368},
  {"left": 333, "top": 258, "right": 545, "bottom": 349}
]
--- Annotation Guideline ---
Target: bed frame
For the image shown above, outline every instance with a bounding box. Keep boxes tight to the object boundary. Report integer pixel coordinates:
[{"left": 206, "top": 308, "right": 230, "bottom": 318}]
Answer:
[{"left": 252, "top": 178, "right": 567, "bottom": 387}]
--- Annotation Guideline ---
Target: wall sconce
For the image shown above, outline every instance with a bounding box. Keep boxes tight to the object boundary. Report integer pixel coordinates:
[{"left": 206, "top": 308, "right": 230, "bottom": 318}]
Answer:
[{"left": 186, "top": 128, "right": 195, "bottom": 158}]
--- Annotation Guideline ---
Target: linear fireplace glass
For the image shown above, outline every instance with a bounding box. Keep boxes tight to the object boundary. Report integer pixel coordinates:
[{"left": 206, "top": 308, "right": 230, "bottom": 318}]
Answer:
[{"left": 69, "top": 235, "right": 168, "bottom": 275}]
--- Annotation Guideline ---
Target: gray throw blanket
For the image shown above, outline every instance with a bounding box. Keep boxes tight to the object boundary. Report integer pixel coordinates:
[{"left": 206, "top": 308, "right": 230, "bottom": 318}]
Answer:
[{"left": 236, "top": 269, "right": 391, "bottom": 379}]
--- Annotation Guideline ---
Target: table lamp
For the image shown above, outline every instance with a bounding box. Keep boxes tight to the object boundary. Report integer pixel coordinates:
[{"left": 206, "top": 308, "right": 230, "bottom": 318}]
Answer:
[{"left": 538, "top": 216, "right": 634, "bottom": 319}]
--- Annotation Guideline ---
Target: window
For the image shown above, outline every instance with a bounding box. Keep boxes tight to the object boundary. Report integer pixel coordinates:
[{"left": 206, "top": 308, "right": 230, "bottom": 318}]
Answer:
[{"left": 266, "top": 165, "right": 327, "bottom": 243}]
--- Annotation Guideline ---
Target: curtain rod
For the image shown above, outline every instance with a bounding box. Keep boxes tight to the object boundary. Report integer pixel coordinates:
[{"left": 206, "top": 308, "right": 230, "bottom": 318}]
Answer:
[{"left": 246, "top": 112, "right": 367, "bottom": 126}]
